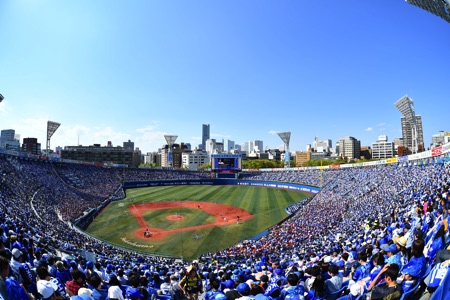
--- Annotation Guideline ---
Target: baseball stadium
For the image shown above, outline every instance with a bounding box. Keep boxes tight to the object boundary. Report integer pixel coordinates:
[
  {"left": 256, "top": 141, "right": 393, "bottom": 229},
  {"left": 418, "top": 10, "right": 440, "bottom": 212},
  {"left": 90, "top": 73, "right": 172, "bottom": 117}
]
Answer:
[
  {"left": 1, "top": 142, "right": 450, "bottom": 299},
  {"left": 1, "top": 1, "right": 450, "bottom": 300}
]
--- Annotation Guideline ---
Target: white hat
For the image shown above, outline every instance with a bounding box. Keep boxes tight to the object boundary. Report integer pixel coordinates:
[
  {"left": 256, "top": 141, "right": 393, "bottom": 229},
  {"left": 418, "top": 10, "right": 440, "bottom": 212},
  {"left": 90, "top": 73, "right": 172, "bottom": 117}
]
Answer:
[
  {"left": 37, "top": 280, "right": 55, "bottom": 299},
  {"left": 12, "top": 248, "right": 22, "bottom": 259},
  {"left": 78, "top": 287, "right": 93, "bottom": 297}
]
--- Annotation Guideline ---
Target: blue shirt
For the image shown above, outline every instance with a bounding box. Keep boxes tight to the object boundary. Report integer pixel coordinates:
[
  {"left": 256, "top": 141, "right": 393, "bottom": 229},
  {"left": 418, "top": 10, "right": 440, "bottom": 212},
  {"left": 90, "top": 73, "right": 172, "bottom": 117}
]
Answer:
[
  {"left": 352, "top": 263, "right": 370, "bottom": 282},
  {"left": 386, "top": 253, "right": 402, "bottom": 268}
]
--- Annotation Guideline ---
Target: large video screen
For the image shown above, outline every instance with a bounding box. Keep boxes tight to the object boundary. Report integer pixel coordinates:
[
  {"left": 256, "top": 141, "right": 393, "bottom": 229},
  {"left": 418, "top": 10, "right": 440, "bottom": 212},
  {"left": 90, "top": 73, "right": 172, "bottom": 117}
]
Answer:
[{"left": 211, "top": 154, "right": 242, "bottom": 171}]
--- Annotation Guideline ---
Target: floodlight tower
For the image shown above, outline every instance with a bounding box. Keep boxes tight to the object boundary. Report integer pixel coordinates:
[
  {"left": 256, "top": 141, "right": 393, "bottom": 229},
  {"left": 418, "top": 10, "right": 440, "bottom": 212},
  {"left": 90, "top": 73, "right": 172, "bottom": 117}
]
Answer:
[
  {"left": 394, "top": 95, "right": 418, "bottom": 154},
  {"left": 406, "top": 0, "right": 450, "bottom": 23},
  {"left": 46, "top": 121, "right": 61, "bottom": 157},
  {"left": 277, "top": 132, "right": 291, "bottom": 168},
  {"left": 164, "top": 135, "right": 178, "bottom": 168},
  {"left": 0, "top": 94, "right": 4, "bottom": 102}
]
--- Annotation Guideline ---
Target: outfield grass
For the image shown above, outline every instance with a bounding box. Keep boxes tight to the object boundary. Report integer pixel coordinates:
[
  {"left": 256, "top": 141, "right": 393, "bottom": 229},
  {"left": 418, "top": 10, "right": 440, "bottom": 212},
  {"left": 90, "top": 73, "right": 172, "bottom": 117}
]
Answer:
[{"left": 86, "top": 185, "right": 310, "bottom": 260}]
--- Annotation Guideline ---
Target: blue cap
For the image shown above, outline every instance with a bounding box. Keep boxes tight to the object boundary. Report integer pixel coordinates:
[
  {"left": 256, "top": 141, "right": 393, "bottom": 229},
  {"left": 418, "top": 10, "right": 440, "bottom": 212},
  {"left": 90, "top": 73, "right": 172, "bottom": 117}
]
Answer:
[
  {"left": 236, "top": 283, "right": 250, "bottom": 294},
  {"left": 224, "top": 279, "right": 234, "bottom": 289},
  {"left": 387, "top": 244, "right": 398, "bottom": 253},
  {"left": 86, "top": 261, "right": 94, "bottom": 269}
]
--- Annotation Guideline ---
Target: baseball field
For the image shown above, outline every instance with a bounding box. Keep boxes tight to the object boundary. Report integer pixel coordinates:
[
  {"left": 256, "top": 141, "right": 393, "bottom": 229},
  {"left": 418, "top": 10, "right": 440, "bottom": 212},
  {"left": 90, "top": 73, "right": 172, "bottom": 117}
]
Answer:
[{"left": 85, "top": 184, "right": 311, "bottom": 260}]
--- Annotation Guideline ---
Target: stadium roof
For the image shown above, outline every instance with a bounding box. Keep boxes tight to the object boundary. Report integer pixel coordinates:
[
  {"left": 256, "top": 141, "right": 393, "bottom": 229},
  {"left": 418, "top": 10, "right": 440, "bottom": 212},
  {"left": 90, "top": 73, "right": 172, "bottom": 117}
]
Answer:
[{"left": 406, "top": 0, "right": 450, "bottom": 23}]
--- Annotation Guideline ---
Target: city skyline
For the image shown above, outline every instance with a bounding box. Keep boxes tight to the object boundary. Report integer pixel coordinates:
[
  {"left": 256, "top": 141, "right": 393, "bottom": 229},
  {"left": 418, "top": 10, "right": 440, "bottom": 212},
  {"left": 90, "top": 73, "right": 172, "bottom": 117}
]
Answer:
[{"left": 1, "top": 0, "right": 449, "bottom": 153}]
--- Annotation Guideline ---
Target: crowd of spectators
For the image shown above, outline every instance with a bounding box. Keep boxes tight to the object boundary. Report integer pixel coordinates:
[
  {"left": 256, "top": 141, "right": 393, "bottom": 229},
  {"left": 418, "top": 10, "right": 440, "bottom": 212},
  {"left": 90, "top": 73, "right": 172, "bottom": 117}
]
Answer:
[{"left": 0, "top": 153, "right": 450, "bottom": 300}]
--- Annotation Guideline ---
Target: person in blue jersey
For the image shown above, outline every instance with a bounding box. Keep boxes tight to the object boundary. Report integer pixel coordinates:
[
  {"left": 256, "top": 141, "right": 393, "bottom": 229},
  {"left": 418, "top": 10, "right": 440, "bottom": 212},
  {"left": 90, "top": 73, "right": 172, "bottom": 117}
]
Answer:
[
  {"left": 384, "top": 244, "right": 401, "bottom": 267},
  {"left": 86, "top": 273, "right": 108, "bottom": 300},
  {"left": 401, "top": 239, "right": 427, "bottom": 279},
  {"left": 55, "top": 260, "right": 72, "bottom": 287},
  {"left": 280, "top": 273, "right": 304, "bottom": 300},
  {"left": 425, "top": 225, "right": 445, "bottom": 263},
  {"left": 205, "top": 280, "right": 225, "bottom": 300},
  {"left": 349, "top": 252, "right": 370, "bottom": 283},
  {"left": 358, "top": 252, "right": 385, "bottom": 289}
]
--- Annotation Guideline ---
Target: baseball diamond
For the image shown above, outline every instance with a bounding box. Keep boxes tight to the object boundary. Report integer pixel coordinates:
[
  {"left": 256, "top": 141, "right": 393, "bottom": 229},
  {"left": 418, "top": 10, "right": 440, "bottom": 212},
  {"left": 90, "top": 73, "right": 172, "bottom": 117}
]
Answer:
[{"left": 86, "top": 184, "right": 312, "bottom": 260}]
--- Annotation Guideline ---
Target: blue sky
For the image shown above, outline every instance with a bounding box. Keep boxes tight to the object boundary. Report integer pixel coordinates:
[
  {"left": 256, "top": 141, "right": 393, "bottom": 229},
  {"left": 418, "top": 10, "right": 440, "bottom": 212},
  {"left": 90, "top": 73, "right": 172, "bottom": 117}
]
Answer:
[{"left": 0, "top": 0, "right": 449, "bottom": 154}]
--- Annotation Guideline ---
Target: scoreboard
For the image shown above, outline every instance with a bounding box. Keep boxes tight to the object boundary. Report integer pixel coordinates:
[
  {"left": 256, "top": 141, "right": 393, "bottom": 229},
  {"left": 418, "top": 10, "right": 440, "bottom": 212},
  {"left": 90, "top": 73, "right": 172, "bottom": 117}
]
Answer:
[{"left": 211, "top": 154, "right": 242, "bottom": 172}]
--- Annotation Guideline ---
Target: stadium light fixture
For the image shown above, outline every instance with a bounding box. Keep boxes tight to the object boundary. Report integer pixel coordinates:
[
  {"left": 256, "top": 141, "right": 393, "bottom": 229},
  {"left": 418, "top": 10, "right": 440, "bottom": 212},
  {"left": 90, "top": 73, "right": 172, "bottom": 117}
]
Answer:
[
  {"left": 164, "top": 135, "right": 178, "bottom": 168},
  {"left": 47, "top": 121, "right": 61, "bottom": 157},
  {"left": 405, "top": 0, "right": 450, "bottom": 23},
  {"left": 277, "top": 131, "right": 291, "bottom": 168},
  {"left": 0, "top": 93, "right": 4, "bottom": 102},
  {"left": 394, "top": 95, "right": 418, "bottom": 154}
]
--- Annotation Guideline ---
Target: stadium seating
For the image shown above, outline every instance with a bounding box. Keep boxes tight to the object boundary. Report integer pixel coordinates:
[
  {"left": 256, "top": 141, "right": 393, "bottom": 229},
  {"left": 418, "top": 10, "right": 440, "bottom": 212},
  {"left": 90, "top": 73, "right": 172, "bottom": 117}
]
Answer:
[{"left": 1, "top": 152, "right": 450, "bottom": 300}]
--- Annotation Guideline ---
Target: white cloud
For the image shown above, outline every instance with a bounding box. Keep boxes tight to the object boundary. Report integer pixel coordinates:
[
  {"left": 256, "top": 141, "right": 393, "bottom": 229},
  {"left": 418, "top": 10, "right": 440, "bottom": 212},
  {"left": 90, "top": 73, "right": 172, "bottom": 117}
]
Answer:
[
  {"left": 379, "top": 128, "right": 386, "bottom": 131},
  {"left": 268, "top": 130, "right": 278, "bottom": 135},
  {"left": 49, "top": 124, "right": 131, "bottom": 148},
  {"left": 365, "top": 127, "right": 373, "bottom": 132},
  {"left": 135, "top": 124, "right": 169, "bottom": 152},
  {"left": 377, "top": 123, "right": 387, "bottom": 127}
]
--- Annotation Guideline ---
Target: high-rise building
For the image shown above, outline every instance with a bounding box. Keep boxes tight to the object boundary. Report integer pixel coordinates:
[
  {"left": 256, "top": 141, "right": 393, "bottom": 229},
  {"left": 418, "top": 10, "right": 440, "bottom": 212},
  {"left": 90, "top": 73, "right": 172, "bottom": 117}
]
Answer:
[
  {"left": 295, "top": 151, "right": 311, "bottom": 167},
  {"left": 123, "top": 140, "right": 134, "bottom": 151},
  {"left": 144, "top": 152, "right": 158, "bottom": 165},
  {"left": 393, "top": 137, "right": 404, "bottom": 148},
  {"left": 243, "top": 140, "right": 264, "bottom": 154},
  {"left": 372, "top": 135, "right": 395, "bottom": 159},
  {"left": 401, "top": 115, "right": 424, "bottom": 153},
  {"left": 254, "top": 140, "right": 263, "bottom": 153},
  {"left": 431, "top": 131, "right": 446, "bottom": 148},
  {"left": 339, "top": 136, "right": 361, "bottom": 159},
  {"left": 223, "top": 140, "right": 235, "bottom": 153},
  {"left": 201, "top": 124, "right": 210, "bottom": 150},
  {"left": 205, "top": 139, "right": 216, "bottom": 154},
  {"left": 1, "top": 129, "right": 20, "bottom": 151},
  {"left": 1, "top": 129, "right": 15, "bottom": 145},
  {"left": 132, "top": 147, "right": 142, "bottom": 167},
  {"left": 312, "top": 138, "right": 332, "bottom": 153},
  {"left": 22, "top": 138, "right": 41, "bottom": 155},
  {"left": 62, "top": 144, "right": 133, "bottom": 165},
  {"left": 182, "top": 149, "right": 209, "bottom": 170},
  {"left": 160, "top": 143, "right": 185, "bottom": 168}
]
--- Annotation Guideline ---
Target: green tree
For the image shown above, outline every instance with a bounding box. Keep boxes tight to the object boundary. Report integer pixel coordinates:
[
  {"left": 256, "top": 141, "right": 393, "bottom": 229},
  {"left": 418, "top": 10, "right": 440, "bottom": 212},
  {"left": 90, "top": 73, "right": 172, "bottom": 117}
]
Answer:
[
  {"left": 199, "top": 162, "right": 211, "bottom": 170},
  {"left": 242, "top": 159, "right": 283, "bottom": 169}
]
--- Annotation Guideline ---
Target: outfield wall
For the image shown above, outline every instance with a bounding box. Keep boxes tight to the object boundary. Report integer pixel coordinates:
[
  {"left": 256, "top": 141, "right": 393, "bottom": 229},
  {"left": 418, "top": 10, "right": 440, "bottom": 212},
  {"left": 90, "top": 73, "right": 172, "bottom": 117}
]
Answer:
[{"left": 122, "top": 179, "right": 320, "bottom": 194}]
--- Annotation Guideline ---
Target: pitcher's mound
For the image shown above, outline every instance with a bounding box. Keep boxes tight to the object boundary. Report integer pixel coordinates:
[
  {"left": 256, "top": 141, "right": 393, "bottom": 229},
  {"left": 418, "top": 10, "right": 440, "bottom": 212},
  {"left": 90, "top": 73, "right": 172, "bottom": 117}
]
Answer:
[{"left": 166, "top": 215, "right": 184, "bottom": 221}]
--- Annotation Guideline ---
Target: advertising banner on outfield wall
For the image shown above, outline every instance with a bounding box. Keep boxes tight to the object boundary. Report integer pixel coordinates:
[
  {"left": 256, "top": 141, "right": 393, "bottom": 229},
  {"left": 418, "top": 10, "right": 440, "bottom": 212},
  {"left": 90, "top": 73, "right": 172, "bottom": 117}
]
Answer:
[{"left": 432, "top": 146, "right": 443, "bottom": 157}]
